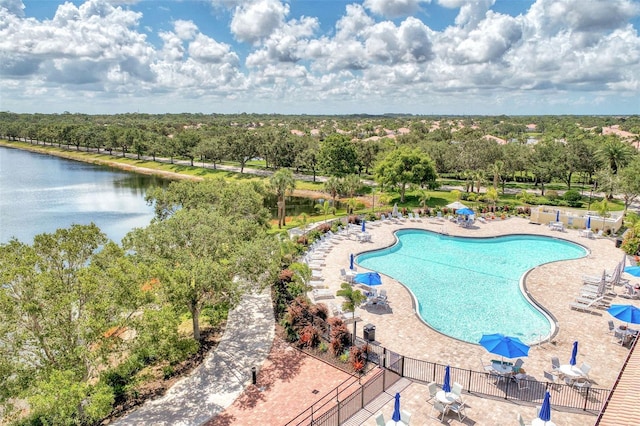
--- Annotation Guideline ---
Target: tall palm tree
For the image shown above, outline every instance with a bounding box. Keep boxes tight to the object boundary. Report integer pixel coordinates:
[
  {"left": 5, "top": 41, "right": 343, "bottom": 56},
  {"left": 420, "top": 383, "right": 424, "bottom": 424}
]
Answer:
[
  {"left": 489, "top": 160, "right": 505, "bottom": 192},
  {"left": 269, "top": 168, "right": 296, "bottom": 229},
  {"left": 597, "top": 138, "right": 634, "bottom": 174},
  {"left": 323, "top": 176, "right": 341, "bottom": 213}
]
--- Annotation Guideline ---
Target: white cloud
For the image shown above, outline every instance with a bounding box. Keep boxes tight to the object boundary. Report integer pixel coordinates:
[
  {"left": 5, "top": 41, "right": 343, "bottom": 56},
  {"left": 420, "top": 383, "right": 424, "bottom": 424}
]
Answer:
[
  {"left": 174, "top": 20, "right": 198, "bottom": 40},
  {"left": 188, "top": 33, "right": 239, "bottom": 65},
  {"left": 229, "top": 0, "right": 289, "bottom": 44},
  {"left": 0, "top": 0, "right": 24, "bottom": 17},
  {"left": 363, "top": 0, "right": 429, "bottom": 18}
]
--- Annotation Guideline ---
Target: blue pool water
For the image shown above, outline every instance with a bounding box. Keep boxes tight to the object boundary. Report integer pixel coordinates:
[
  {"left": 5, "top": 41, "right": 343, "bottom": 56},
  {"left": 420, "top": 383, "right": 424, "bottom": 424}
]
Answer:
[{"left": 356, "top": 230, "right": 587, "bottom": 344}]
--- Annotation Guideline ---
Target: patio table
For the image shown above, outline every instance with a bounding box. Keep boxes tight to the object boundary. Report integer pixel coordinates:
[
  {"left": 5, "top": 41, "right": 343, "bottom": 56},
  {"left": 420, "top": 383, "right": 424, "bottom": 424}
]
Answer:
[
  {"left": 386, "top": 421, "right": 406, "bottom": 426},
  {"left": 558, "top": 364, "right": 584, "bottom": 379},
  {"left": 436, "top": 390, "right": 458, "bottom": 405}
]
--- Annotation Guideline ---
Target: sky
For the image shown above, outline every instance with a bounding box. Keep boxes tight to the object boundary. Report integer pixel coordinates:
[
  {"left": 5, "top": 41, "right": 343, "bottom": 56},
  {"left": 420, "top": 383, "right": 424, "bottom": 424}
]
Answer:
[{"left": 1, "top": 0, "right": 639, "bottom": 116}]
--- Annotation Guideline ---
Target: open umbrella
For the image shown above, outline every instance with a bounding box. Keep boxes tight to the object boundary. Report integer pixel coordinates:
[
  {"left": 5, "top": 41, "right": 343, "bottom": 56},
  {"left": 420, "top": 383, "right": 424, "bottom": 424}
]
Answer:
[
  {"left": 479, "top": 333, "right": 530, "bottom": 363},
  {"left": 349, "top": 253, "right": 355, "bottom": 271},
  {"left": 457, "top": 207, "right": 475, "bottom": 216},
  {"left": 539, "top": 391, "right": 552, "bottom": 422},
  {"left": 624, "top": 266, "right": 640, "bottom": 277},
  {"left": 555, "top": 210, "right": 560, "bottom": 222},
  {"left": 361, "top": 220, "right": 366, "bottom": 232},
  {"left": 443, "top": 365, "right": 451, "bottom": 392},
  {"left": 570, "top": 341, "right": 578, "bottom": 366},
  {"left": 586, "top": 216, "right": 591, "bottom": 229},
  {"left": 608, "top": 304, "right": 640, "bottom": 324},
  {"left": 354, "top": 272, "right": 382, "bottom": 286},
  {"left": 392, "top": 392, "right": 401, "bottom": 422},
  {"left": 446, "top": 201, "right": 468, "bottom": 211}
]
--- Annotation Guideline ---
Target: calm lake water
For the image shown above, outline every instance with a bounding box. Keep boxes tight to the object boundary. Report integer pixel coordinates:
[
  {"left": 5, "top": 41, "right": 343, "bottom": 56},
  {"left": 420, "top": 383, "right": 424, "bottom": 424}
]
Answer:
[{"left": 0, "top": 146, "right": 166, "bottom": 244}]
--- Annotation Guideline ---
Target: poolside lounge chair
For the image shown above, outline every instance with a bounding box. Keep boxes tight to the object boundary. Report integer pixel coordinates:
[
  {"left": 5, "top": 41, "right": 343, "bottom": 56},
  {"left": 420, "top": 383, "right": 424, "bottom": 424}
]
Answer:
[
  {"left": 570, "top": 296, "right": 607, "bottom": 313},
  {"left": 312, "top": 289, "right": 334, "bottom": 301}
]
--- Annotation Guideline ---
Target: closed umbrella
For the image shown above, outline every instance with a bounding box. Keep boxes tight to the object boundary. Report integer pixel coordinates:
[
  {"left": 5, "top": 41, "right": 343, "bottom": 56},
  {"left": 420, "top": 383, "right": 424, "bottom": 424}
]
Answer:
[
  {"left": 349, "top": 253, "right": 355, "bottom": 270},
  {"left": 539, "top": 391, "right": 552, "bottom": 422},
  {"left": 569, "top": 341, "right": 578, "bottom": 366},
  {"left": 361, "top": 220, "right": 366, "bottom": 232},
  {"left": 555, "top": 210, "right": 560, "bottom": 222},
  {"left": 443, "top": 365, "right": 451, "bottom": 392},
  {"left": 354, "top": 272, "right": 382, "bottom": 286},
  {"left": 392, "top": 203, "right": 398, "bottom": 218},
  {"left": 586, "top": 216, "right": 591, "bottom": 229},
  {"left": 392, "top": 392, "right": 401, "bottom": 422},
  {"left": 623, "top": 266, "right": 640, "bottom": 277},
  {"left": 479, "top": 333, "right": 530, "bottom": 364}
]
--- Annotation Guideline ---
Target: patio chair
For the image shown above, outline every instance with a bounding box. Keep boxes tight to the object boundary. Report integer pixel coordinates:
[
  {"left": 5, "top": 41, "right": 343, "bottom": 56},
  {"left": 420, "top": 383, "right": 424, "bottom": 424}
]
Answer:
[
  {"left": 580, "top": 362, "right": 591, "bottom": 378},
  {"left": 613, "top": 328, "right": 626, "bottom": 345},
  {"left": 608, "top": 320, "right": 616, "bottom": 334},
  {"left": 544, "top": 371, "right": 561, "bottom": 390},
  {"left": 374, "top": 412, "right": 385, "bottom": 426},
  {"left": 401, "top": 410, "right": 412, "bottom": 425},
  {"left": 551, "top": 357, "right": 560, "bottom": 372},
  {"left": 430, "top": 401, "right": 449, "bottom": 421},
  {"left": 514, "top": 358, "right": 525, "bottom": 372},
  {"left": 451, "top": 382, "right": 464, "bottom": 401},
  {"left": 514, "top": 373, "right": 529, "bottom": 390},
  {"left": 426, "top": 381, "right": 438, "bottom": 403},
  {"left": 573, "top": 377, "right": 592, "bottom": 393},
  {"left": 517, "top": 412, "right": 530, "bottom": 426},
  {"left": 448, "top": 401, "right": 467, "bottom": 421}
]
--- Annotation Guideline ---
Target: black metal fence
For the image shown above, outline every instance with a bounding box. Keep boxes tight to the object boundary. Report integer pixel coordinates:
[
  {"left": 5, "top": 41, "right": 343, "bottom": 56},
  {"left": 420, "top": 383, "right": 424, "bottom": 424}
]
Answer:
[{"left": 286, "top": 335, "right": 610, "bottom": 426}]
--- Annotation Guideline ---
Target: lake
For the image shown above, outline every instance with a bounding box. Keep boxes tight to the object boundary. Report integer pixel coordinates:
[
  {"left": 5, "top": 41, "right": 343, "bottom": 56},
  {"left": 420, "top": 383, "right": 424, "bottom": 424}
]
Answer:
[
  {"left": 0, "top": 147, "right": 334, "bottom": 244},
  {"left": 0, "top": 146, "right": 166, "bottom": 244}
]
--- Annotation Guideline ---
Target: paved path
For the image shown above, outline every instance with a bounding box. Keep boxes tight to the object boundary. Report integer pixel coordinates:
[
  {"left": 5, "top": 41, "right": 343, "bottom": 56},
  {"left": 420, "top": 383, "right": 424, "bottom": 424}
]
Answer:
[{"left": 112, "top": 289, "right": 275, "bottom": 426}]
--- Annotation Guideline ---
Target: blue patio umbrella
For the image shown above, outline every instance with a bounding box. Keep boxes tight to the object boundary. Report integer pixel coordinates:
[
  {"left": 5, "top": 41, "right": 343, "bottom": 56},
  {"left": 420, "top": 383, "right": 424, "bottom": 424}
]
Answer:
[
  {"left": 392, "top": 392, "right": 401, "bottom": 422},
  {"left": 624, "top": 266, "right": 640, "bottom": 277},
  {"left": 539, "top": 391, "right": 552, "bottom": 422},
  {"left": 570, "top": 341, "right": 578, "bottom": 366},
  {"left": 354, "top": 272, "right": 382, "bottom": 286},
  {"left": 457, "top": 207, "right": 475, "bottom": 216},
  {"left": 479, "top": 333, "right": 530, "bottom": 363},
  {"left": 361, "top": 220, "right": 366, "bottom": 232},
  {"left": 349, "top": 253, "right": 355, "bottom": 270},
  {"left": 608, "top": 304, "right": 640, "bottom": 324},
  {"left": 443, "top": 365, "right": 451, "bottom": 392},
  {"left": 555, "top": 210, "right": 560, "bottom": 222},
  {"left": 586, "top": 216, "right": 591, "bottom": 229}
]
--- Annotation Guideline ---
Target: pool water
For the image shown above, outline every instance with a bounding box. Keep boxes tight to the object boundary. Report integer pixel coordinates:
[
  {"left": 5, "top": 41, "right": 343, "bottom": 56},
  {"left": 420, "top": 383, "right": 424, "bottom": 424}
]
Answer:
[{"left": 356, "top": 230, "right": 587, "bottom": 344}]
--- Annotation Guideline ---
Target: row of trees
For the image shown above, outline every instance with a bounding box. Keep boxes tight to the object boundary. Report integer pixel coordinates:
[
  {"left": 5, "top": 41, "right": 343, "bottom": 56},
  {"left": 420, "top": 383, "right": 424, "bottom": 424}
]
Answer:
[{"left": 0, "top": 178, "right": 281, "bottom": 424}]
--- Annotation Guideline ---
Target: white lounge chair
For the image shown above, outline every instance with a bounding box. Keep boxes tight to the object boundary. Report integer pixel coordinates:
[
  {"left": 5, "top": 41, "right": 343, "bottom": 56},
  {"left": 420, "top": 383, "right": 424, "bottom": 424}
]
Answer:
[
  {"left": 312, "top": 289, "right": 334, "bottom": 301},
  {"left": 570, "top": 296, "right": 607, "bottom": 313}
]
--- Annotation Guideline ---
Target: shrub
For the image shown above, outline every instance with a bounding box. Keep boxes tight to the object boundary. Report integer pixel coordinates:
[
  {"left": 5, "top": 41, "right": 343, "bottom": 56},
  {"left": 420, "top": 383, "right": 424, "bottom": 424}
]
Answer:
[
  {"left": 298, "top": 324, "right": 321, "bottom": 348},
  {"left": 349, "top": 344, "right": 368, "bottom": 372},
  {"left": 328, "top": 317, "right": 350, "bottom": 356},
  {"left": 296, "top": 235, "right": 308, "bottom": 245},
  {"left": 278, "top": 269, "right": 294, "bottom": 282},
  {"left": 546, "top": 190, "right": 559, "bottom": 200},
  {"left": 318, "top": 341, "right": 329, "bottom": 353},
  {"left": 563, "top": 189, "right": 583, "bottom": 207}
]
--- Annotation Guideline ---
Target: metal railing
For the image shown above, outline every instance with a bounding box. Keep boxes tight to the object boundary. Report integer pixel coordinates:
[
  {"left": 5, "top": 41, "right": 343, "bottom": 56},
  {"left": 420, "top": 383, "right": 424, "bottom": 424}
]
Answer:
[{"left": 287, "top": 334, "right": 610, "bottom": 425}]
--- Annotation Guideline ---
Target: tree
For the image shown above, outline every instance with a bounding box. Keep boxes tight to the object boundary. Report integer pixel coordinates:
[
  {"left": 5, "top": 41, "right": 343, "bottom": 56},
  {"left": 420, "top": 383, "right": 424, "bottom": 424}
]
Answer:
[
  {"left": 529, "top": 139, "right": 564, "bottom": 196},
  {"left": 374, "top": 148, "right": 438, "bottom": 203},
  {"left": 318, "top": 135, "right": 359, "bottom": 177},
  {"left": 336, "top": 282, "right": 366, "bottom": 314},
  {"left": 269, "top": 168, "right": 296, "bottom": 229},
  {"left": 618, "top": 160, "right": 640, "bottom": 212},
  {"left": 597, "top": 137, "right": 634, "bottom": 174},
  {"left": 341, "top": 174, "right": 361, "bottom": 214},
  {"left": 488, "top": 160, "right": 505, "bottom": 192},
  {"left": 0, "top": 225, "right": 142, "bottom": 423},
  {"left": 145, "top": 177, "right": 271, "bottom": 227},
  {"left": 592, "top": 199, "right": 611, "bottom": 231},
  {"left": 323, "top": 176, "right": 341, "bottom": 213},
  {"left": 124, "top": 208, "right": 277, "bottom": 341}
]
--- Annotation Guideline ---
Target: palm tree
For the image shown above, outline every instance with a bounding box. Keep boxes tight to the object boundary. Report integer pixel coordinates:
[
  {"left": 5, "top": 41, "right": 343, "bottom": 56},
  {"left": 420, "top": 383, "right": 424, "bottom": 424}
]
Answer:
[
  {"left": 417, "top": 189, "right": 431, "bottom": 211},
  {"left": 269, "top": 168, "right": 296, "bottom": 229},
  {"left": 315, "top": 200, "right": 331, "bottom": 222},
  {"left": 597, "top": 138, "right": 633, "bottom": 174},
  {"left": 323, "top": 176, "right": 341, "bottom": 213},
  {"left": 593, "top": 199, "right": 611, "bottom": 232},
  {"left": 489, "top": 160, "right": 505, "bottom": 193},
  {"left": 336, "top": 282, "right": 366, "bottom": 314}
]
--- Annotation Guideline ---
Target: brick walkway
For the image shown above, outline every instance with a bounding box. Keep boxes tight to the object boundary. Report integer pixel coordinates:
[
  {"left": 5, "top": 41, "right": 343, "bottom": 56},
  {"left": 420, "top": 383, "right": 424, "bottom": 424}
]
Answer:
[{"left": 205, "top": 337, "right": 355, "bottom": 426}]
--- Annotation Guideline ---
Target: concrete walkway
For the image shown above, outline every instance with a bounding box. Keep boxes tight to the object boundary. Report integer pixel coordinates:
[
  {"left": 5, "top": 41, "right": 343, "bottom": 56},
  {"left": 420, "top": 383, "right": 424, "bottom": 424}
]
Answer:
[{"left": 112, "top": 289, "right": 275, "bottom": 426}]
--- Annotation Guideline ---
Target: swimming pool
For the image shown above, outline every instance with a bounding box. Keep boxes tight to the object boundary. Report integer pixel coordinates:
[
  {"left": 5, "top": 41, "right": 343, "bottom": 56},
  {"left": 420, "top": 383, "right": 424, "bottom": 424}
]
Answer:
[{"left": 356, "top": 230, "right": 588, "bottom": 344}]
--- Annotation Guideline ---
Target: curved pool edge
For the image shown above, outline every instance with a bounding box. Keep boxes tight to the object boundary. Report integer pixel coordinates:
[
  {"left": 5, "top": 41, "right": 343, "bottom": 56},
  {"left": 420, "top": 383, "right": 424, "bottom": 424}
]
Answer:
[{"left": 354, "top": 227, "right": 591, "bottom": 346}]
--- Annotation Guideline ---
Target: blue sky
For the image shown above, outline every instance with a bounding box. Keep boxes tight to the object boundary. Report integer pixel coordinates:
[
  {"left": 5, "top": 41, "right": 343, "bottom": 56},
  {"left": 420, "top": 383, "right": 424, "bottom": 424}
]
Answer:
[{"left": 1, "top": 0, "right": 639, "bottom": 115}]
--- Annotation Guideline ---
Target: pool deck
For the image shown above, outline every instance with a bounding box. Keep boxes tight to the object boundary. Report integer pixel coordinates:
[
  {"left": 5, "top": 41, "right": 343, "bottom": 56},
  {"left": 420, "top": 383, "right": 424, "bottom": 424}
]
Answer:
[{"left": 306, "top": 215, "right": 637, "bottom": 425}]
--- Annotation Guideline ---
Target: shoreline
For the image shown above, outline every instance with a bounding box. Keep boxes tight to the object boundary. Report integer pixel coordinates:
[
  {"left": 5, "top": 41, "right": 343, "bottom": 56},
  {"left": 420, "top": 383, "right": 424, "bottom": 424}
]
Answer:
[{"left": 0, "top": 140, "right": 348, "bottom": 203}]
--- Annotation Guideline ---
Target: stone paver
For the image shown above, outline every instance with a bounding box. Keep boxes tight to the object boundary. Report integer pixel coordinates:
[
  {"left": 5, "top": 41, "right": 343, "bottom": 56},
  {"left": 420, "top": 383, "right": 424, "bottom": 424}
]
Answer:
[{"left": 112, "top": 289, "right": 275, "bottom": 426}]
